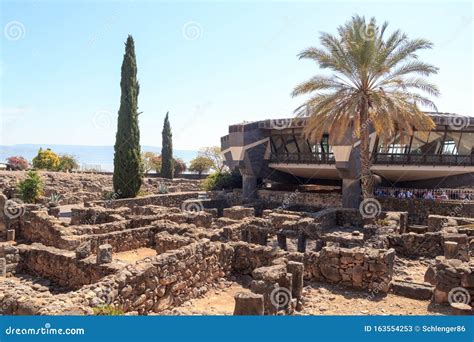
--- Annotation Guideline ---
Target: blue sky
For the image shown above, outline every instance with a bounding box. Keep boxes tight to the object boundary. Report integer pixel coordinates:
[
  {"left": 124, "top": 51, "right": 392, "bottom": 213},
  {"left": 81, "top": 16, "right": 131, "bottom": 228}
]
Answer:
[{"left": 1, "top": 0, "right": 472, "bottom": 150}]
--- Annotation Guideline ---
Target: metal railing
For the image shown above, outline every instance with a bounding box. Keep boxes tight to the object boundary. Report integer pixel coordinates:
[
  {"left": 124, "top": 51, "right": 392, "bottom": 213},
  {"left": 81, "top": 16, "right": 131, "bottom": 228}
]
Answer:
[
  {"left": 270, "top": 152, "right": 335, "bottom": 164},
  {"left": 373, "top": 153, "right": 474, "bottom": 166}
]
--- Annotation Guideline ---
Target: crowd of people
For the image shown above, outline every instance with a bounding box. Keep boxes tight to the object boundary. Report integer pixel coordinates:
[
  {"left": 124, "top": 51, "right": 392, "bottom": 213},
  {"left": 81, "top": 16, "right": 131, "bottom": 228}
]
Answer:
[{"left": 374, "top": 188, "right": 473, "bottom": 201}]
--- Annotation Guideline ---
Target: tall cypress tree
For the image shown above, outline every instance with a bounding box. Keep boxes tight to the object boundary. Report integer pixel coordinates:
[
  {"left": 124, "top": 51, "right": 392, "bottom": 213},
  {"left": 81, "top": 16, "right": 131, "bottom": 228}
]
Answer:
[
  {"left": 161, "top": 112, "right": 173, "bottom": 179},
  {"left": 113, "top": 35, "right": 143, "bottom": 198}
]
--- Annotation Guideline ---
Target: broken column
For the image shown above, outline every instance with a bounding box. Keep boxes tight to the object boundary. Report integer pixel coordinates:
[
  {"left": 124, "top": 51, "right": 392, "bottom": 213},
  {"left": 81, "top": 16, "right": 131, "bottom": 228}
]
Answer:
[
  {"left": 96, "top": 244, "right": 113, "bottom": 264},
  {"left": 76, "top": 240, "right": 92, "bottom": 260},
  {"left": 6, "top": 229, "right": 15, "bottom": 241},
  {"left": 297, "top": 233, "right": 307, "bottom": 253},
  {"left": 287, "top": 261, "right": 304, "bottom": 310},
  {"left": 233, "top": 292, "right": 264, "bottom": 315},
  {"left": 444, "top": 241, "right": 459, "bottom": 259},
  {"left": 0, "top": 258, "right": 6, "bottom": 277},
  {"left": 277, "top": 234, "right": 287, "bottom": 250}
]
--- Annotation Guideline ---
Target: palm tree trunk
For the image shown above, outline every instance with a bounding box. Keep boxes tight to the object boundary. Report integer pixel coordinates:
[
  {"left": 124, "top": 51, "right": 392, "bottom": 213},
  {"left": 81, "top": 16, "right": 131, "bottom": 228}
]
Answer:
[{"left": 359, "top": 100, "right": 373, "bottom": 199}]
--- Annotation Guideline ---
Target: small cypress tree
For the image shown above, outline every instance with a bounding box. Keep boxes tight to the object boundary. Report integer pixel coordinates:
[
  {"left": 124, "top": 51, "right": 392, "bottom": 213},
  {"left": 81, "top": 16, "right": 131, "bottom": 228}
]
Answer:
[
  {"left": 113, "top": 35, "right": 143, "bottom": 198},
  {"left": 160, "top": 112, "right": 173, "bottom": 179}
]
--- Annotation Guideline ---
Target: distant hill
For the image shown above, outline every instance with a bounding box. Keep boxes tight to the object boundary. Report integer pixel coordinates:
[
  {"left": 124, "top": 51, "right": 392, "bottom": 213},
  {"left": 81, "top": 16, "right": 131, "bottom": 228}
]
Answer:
[{"left": 0, "top": 144, "right": 198, "bottom": 172}]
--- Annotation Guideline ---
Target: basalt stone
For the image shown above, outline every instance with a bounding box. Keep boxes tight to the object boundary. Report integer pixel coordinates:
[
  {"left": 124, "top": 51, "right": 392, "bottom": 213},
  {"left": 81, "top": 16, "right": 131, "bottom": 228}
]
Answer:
[
  {"left": 76, "top": 241, "right": 92, "bottom": 260},
  {"left": 233, "top": 292, "right": 264, "bottom": 315},
  {"left": 96, "top": 244, "right": 113, "bottom": 264},
  {"left": 0, "top": 258, "right": 6, "bottom": 277},
  {"left": 6, "top": 229, "right": 15, "bottom": 241},
  {"left": 391, "top": 280, "right": 433, "bottom": 300}
]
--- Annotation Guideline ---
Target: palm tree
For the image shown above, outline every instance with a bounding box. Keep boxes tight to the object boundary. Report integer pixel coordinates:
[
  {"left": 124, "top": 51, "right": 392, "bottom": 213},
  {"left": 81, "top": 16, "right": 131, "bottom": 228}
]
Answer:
[{"left": 292, "top": 16, "right": 439, "bottom": 200}]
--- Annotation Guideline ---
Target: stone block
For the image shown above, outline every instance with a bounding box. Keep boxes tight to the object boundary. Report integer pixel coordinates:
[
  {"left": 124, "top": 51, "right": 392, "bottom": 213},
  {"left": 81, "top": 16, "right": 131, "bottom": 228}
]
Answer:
[
  {"left": 6, "top": 229, "right": 15, "bottom": 241},
  {"left": 75, "top": 241, "right": 92, "bottom": 260},
  {"left": 391, "top": 280, "right": 433, "bottom": 300},
  {"left": 0, "top": 258, "right": 6, "bottom": 277},
  {"left": 233, "top": 292, "right": 264, "bottom": 315},
  {"left": 96, "top": 244, "right": 113, "bottom": 264}
]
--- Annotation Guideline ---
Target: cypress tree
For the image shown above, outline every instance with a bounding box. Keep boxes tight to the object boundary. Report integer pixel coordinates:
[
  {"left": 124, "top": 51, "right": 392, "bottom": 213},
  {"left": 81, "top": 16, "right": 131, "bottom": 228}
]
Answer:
[
  {"left": 161, "top": 112, "right": 173, "bottom": 179},
  {"left": 113, "top": 35, "right": 143, "bottom": 198}
]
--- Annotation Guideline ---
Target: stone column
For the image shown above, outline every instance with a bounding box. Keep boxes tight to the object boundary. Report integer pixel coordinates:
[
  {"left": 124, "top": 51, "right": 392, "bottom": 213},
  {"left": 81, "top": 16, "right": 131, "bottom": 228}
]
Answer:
[
  {"left": 342, "top": 178, "right": 361, "bottom": 209},
  {"left": 259, "top": 231, "right": 268, "bottom": 246},
  {"left": 287, "top": 261, "right": 304, "bottom": 308},
  {"left": 444, "top": 241, "right": 459, "bottom": 259},
  {"left": 6, "top": 229, "right": 15, "bottom": 241},
  {"left": 233, "top": 292, "right": 264, "bottom": 315},
  {"left": 242, "top": 174, "right": 258, "bottom": 203},
  {"left": 297, "top": 234, "right": 307, "bottom": 253},
  {"left": 277, "top": 234, "right": 287, "bottom": 250},
  {"left": 0, "top": 258, "right": 6, "bottom": 277}
]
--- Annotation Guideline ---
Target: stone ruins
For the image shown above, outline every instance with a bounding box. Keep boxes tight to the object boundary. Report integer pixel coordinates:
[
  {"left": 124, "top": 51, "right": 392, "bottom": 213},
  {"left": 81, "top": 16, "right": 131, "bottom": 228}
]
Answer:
[{"left": 0, "top": 171, "right": 473, "bottom": 315}]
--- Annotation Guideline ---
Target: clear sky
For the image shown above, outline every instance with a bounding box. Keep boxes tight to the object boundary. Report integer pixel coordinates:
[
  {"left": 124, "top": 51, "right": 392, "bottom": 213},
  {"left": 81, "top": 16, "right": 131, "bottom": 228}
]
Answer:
[{"left": 1, "top": 0, "right": 472, "bottom": 150}]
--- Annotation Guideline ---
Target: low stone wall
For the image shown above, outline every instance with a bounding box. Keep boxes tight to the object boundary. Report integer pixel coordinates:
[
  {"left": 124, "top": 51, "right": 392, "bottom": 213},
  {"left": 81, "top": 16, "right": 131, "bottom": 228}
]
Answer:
[
  {"left": 71, "top": 207, "right": 131, "bottom": 225},
  {"left": 428, "top": 215, "right": 474, "bottom": 232},
  {"left": 86, "top": 192, "right": 201, "bottom": 209},
  {"left": 387, "top": 232, "right": 470, "bottom": 259},
  {"left": 19, "top": 211, "right": 78, "bottom": 250},
  {"left": 302, "top": 246, "right": 394, "bottom": 291},
  {"left": 103, "top": 240, "right": 234, "bottom": 313},
  {"left": 425, "top": 257, "right": 473, "bottom": 305},
  {"left": 17, "top": 243, "right": 118, "bottom": 290},
  {"left": 0, "top": 242, "right": 19, "bottom": 277},
  {"left": 377, "top": 198, "right": 474, "bottom": 225},
  {"left": 257, "top": 190, "right": 342, "bottom": 210}
]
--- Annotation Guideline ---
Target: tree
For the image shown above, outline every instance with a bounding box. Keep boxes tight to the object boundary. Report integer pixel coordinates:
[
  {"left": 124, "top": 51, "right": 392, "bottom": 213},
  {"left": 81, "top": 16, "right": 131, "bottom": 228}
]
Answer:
[
  {"left": 292, "top": 16, "right": 438, "bottom": 200},
  {"left": 142, "top": 152, "right": 162, "bottom": 174},
  {"left": 17, "top": 170, "right": 44, "bottom": 203},
  {"left": 161, "top": 112, "right": 173, "bottom": 179},
  {"left": 32, "top": 148, "right": 60, "bottom": 171},
  {"left": 173, "top": 158, "right": 187, "bottom": 176},
  {"left": 189, "top": 156, "right": 213, "bottom": 175},
  {"left": 7, "top": 156, "right": 29, "bottom": 170},
  {"left": 113, "top": 35, "right": 143, "bottom": 198},
  {"left": 199, "top": 146, "right": 225, "bottom": 172},
  {"left": 59, "top": 154, "right": 79, "bottom": 172}
]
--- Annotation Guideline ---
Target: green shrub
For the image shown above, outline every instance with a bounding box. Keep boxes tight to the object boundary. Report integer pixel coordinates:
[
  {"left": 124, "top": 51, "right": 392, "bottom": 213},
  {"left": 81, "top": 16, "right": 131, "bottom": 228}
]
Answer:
[
  {"left": 32, "top": 148, "right": 60, "bottom": 171},
  {"left": 202, "top": 171, "right": 242, "bottom": 191},
  {"left": 17, "top": 171, "right": 44, "bottom": 203},
  {"left": 59, "top": 154, "right": 79, "bottom": 171},
  {"left": 93, "top": 305, "right": 124, "bottom": 316}
]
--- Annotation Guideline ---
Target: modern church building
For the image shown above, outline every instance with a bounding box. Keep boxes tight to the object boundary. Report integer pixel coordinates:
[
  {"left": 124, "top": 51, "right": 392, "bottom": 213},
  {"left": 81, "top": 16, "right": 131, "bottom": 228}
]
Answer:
[{"left": 220, "top": 112, "right": 474, "bottom": 207}]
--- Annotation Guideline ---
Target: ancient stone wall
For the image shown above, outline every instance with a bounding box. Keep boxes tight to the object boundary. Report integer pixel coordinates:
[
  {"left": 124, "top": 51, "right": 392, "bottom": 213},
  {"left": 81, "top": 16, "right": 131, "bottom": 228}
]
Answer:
[
  {"left": 257, "top": 190, "right": 342, "bottom": 210},
  {"left": 0, "top": 242, "right": 19, "bottom": 277},
  {"left": 377, "top": 198, "right": 474, "bottom": 225},
  {"left": 86, "top": 192, "right": 202, "bottom": 209},
  {"left": 300, "top": 246, "right": 394, "bottom": 291},
  {"left": 425, "top": 257, "right": 473, "bottom": 306},
  {"left": 17, "top": 243, "right": 118, "bottom": 289},
  {"left": 107, "top": 240, "right": 234, "bottom": 313}
]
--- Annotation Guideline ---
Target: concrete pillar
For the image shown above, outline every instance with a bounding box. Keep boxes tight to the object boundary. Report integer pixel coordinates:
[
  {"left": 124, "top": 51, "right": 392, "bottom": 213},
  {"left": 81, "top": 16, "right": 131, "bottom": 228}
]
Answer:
[
  {"left": 277, "top": 234, "right": 287, "bottom": 250},
  {"left": 342, "top": 178, "right": 361, "bottom": 209},
  {"left": 233, "top": 292, "right": 264, "bottom": 315},
  {"left": 297, "top": 234, "right": 307, "bottom": 253},
  {"left": 242, "top": 174, "right": 258, "bottom": 203}
]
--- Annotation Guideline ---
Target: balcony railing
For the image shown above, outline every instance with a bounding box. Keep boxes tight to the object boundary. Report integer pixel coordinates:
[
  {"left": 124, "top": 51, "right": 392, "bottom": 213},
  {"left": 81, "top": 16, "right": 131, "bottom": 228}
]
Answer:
[
  {"left": 270, "top": 152, "right": 335, "bottom": 164},
  {"left": 373, "top": 153, "right": 474, "bottom": 166}
]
